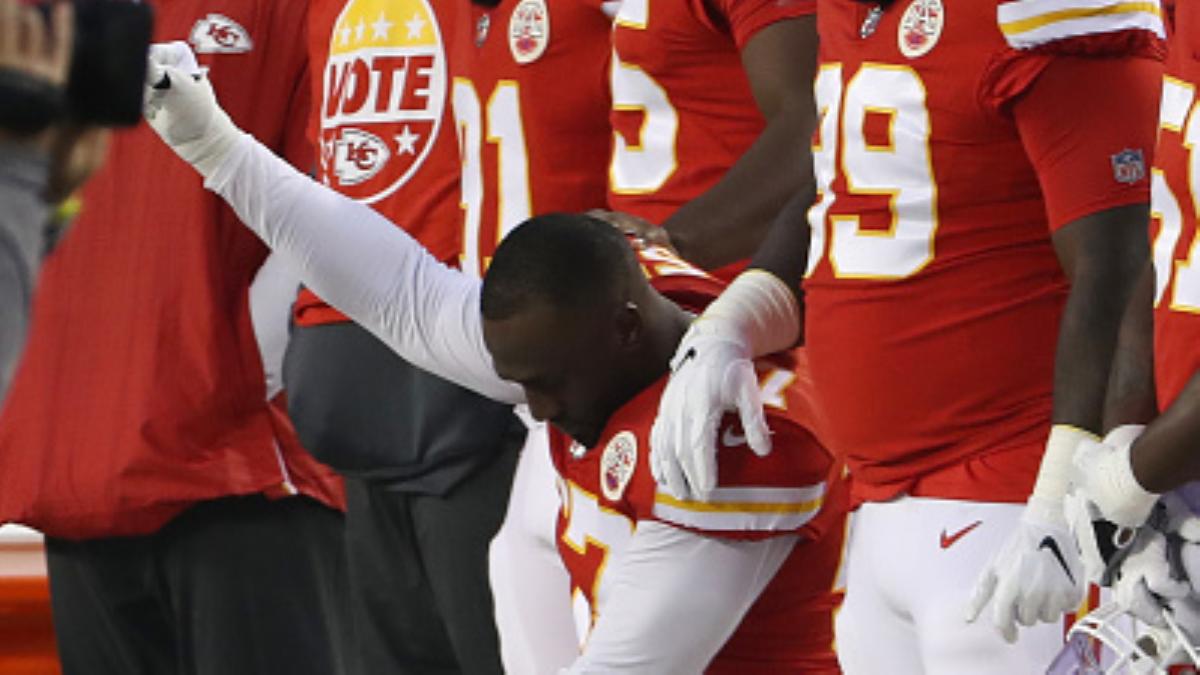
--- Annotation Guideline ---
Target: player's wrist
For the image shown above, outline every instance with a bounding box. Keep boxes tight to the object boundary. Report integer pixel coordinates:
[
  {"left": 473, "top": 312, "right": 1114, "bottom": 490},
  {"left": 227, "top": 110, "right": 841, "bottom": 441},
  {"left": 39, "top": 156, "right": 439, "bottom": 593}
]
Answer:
[
  {"left": 1097, "top": 438, "right": 1159, "bottom": 527},
  {"left": 697, "top": 269, "right": 799, "bottom": 358},
  {"left": 178, "top": 100, "right": 241, "bottom": 179},
  {"left": 1103, "top": 424, "right": 1146, "bottom": 450},
  {"left": 1030, "top": 425, "right": 1099, "bottom": 522}
]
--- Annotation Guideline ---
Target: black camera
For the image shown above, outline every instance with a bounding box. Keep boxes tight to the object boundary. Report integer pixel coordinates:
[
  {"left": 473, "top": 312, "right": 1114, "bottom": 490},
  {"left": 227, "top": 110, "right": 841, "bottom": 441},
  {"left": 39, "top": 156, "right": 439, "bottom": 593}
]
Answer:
[{"left": 0, "top": 0, "right": 153, "bottom": 134}]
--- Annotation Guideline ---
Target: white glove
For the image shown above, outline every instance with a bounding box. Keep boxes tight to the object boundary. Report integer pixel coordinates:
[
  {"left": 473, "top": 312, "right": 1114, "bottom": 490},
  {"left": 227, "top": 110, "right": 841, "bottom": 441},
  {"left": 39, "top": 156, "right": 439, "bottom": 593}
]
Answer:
[
  {"left": 1112, "top": 528, "right": 1191, "bottom": 627},
  {"left": 1159, "top": 491, "right": 1200, "bottom": 596},
  {"left": 142, "top": 41, "right": 243, "bottom": 178},
  {"left": 649, "top": 271, "right": 798, "bottom": 499},
  {"left": 1164, "top": 596, "right": 1200, "bottom": 657},
  {"left": 966, "top": 500, "right": 1085, "bottom": 642},
  {"left": 146, "top": 40, "right": 202, "bottom": 81},
  {"left": 1071, "top": 424, "right": 1158, "bottom": 529},
  {"left": 1064, "top": 489, "right": 1109, "bottom": 585},
  {"left": 967, "top": 426, "right": 1092, "bottom": 642},
  {"left": 649, "top": 319, "right": 769, "bottom": 499},
  {"left": 1162, "top": 490, "right": 1200, "bottom": 541}
]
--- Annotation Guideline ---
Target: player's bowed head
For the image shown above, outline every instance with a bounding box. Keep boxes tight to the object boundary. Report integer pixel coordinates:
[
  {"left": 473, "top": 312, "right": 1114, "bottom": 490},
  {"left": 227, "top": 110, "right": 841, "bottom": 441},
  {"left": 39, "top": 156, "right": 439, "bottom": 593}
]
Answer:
[{"left": 480, "top": 213, "right": 693, "bottom": 448}]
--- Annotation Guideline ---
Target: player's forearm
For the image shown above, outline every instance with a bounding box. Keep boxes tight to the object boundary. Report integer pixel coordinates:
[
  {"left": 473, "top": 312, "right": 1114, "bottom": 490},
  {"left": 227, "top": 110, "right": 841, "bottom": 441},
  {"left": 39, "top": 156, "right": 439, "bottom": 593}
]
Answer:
[
  {"left": 565, "top": 522, "right": 795, "bottom": 674},
  {"left": 1102, "top": 262, "right": 1158, "bottom": 428},
  {"left": 663, "top": 107, "right": 813, "bottom": 270},
  {"left": 1051, "top": 204, "right": 1150, "bottom": 431},
  {"left": 206, "top": 134, "right": 523, "bottom": 404},
  {"left": 1053, "top": 286, "right": 1138, "bottom": 432},
  {"left": 749, "top": 187, "right": 812, "bottom": 319},
  {"left": 1129, "top": 370, "right": 1200, "bottom": 493}
]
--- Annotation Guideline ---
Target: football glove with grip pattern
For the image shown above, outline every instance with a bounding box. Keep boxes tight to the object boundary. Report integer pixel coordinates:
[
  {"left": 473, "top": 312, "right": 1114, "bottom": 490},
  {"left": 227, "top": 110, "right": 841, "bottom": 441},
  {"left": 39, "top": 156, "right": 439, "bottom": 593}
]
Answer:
[
  {"left": 1071, "top": 424, "right": 1159, "bottom": 530},
  {"left": 649, "top": 270, "right": 798, "bottom": 499},
  {"left": 966, "top": 426, "right": 1092, "bottom": 642}
]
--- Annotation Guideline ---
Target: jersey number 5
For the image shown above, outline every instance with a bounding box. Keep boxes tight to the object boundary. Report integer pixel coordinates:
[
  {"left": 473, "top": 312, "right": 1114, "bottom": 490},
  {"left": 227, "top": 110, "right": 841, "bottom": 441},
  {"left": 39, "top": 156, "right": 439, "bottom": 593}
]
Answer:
[{"left": 609, "top": 0, "right": 679, "bottom": 196}]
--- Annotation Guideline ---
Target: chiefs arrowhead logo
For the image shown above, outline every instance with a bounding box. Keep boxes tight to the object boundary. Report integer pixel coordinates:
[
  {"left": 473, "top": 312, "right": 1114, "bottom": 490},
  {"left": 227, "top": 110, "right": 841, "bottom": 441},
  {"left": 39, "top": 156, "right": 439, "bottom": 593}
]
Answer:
[
  {"left": 509, "top": 0, "right": 550, "bottom": 65},
  {"left": 600, "top": 431, "right": 637, "bottom": 502},
  {"left": 189, "top": 14, "right": 254, "bottom": 54},
  {"left": 330, "top": 129, "right": 392, "bottom": 186},
  {"left": 318, "top": 0, "right": 447, "bottom": 203}
]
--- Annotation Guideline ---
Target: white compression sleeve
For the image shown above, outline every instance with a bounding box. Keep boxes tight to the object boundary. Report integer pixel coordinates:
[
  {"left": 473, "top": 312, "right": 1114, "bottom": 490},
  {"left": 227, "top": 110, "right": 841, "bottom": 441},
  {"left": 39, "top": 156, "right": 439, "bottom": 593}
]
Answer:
[
  {"left": 564, "top": 522, "right": 797, "bottom": 674},
  {"left": 205, "top": 133, "right": 523, "bottom": 404},
  {"left": 248, "top": 252, "right": 300, "bottom": 400}
]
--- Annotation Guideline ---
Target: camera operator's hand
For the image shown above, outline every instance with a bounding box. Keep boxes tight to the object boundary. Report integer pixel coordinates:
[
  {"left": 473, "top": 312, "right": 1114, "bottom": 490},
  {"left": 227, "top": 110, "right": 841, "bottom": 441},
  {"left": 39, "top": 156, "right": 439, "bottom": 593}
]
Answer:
[
  {"left": 0, "top": 0, "right": 72, "bottom": 140},
  {"left": 143, "top": 42, "right": 244, "bottom": 179},
  {"left": 0, "top": 0, "right": 72, "bottom": 84}
]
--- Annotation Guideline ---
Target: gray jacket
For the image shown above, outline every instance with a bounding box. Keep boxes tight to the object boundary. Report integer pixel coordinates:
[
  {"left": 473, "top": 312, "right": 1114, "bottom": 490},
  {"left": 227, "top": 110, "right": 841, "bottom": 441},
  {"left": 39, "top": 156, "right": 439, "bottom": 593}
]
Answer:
[{"left": 0, "top": 141, "right": 50, "bottom": 401}]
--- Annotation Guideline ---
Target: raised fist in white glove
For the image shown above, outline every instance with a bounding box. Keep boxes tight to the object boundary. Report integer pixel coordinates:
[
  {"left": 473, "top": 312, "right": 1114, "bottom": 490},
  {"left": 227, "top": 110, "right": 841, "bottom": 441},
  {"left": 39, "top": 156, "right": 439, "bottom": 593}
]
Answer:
[
  {"left": 650, "top": 318, "right": 769, "bottom": 499},
  {"left": 1071, "top": 424, "right": 1158, "bottom": 529},
  {"left": 142, "top": 41, "right": 241, "bottom": 178},
  {"left": 966, "top": 499, "right": 1086, "bottom": 642}
]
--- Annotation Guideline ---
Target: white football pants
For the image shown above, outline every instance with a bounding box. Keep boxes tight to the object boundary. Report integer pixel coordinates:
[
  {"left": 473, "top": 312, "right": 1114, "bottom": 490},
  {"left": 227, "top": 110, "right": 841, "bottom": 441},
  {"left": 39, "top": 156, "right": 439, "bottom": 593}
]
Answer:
[{"left": 836, "top": 497, "right": 1084, "bottom": 675}]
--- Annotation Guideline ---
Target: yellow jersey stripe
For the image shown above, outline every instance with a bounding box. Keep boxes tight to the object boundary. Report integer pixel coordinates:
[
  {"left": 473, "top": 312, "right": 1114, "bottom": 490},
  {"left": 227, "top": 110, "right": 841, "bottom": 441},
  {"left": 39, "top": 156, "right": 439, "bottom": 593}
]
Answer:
[
  {"left": 1000, "top": 2, "right": 1161, "bottom": 36},
  {"left": 654, "top": 493, "right": 823, "bottom": 515}
]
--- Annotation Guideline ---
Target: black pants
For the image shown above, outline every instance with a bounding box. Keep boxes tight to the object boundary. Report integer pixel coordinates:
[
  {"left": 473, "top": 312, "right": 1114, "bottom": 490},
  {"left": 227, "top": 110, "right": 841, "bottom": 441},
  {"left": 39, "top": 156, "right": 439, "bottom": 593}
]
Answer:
[
  {"left": 45, "top": 495, "right": 347, "bottom": 675},
  {"left": 342, "top": 443, "right": 519, "bottom": 675},
  {"left": 285, "top": 321, "right": 522, "bottom": 675}
]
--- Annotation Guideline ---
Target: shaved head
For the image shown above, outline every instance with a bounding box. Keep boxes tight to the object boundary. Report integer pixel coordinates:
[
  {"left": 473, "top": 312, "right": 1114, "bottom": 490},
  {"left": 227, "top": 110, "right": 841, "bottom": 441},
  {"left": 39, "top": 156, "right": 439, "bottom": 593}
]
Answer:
[
  {"left": 480, "top": 212, "right": 684, "bottom": 446},
  {"left": 480, "top": 213, "right": 642, "bottom": 322}
]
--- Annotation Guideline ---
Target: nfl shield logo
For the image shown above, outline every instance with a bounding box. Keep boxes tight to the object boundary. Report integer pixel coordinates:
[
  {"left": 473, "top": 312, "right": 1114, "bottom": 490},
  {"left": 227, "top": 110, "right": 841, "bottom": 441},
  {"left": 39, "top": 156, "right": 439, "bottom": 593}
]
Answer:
[{"left": 1111, "top": 148, "right": 1146, "bottom": 185}]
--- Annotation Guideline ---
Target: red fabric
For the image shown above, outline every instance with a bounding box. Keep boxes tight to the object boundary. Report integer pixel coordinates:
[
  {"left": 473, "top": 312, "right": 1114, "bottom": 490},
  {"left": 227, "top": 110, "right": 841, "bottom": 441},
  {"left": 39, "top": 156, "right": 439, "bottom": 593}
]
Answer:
[
  {"left": 450, "top": 0, "right": 613, "bottom": 278},
  {"left": 549, "top": 245, "right": 844, "bottom": 671},
  {"left": 804, "top": 0, "right": 1163, "bottom": 505},
  {"left": 707, "top": 0, "right": 815, "bottom": 49},
  {"left": 0, "top": 0, "right": 343, "bottom": 539},
  {"left": 296, "top": 0, "right": 462, "bottom": 326},
  {"left": 1154, "top": 2, "right": 1200, "bottom": 411},
  {"left": 606, "top": 0, "right": 813, "bottom": 227},
  {"left": 1010, "top": 56, "right": 1160, "bottom": 231}
]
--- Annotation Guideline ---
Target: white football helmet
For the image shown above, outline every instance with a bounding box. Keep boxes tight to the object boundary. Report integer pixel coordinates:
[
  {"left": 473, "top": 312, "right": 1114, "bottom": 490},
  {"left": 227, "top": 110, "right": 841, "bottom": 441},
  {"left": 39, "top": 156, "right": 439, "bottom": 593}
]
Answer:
[{"left": 1047, "top": 602, "right": 1200, "bottom": 674}]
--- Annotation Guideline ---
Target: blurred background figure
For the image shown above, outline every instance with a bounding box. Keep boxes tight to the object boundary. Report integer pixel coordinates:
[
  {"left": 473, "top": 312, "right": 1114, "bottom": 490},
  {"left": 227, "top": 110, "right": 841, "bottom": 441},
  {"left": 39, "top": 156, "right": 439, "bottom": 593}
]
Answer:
[
  {"left": 0, "top": 2, "right": 348, "bottom": 674},
  {"left": 0, "top": 0, "right": 108, "bottom": 402}
]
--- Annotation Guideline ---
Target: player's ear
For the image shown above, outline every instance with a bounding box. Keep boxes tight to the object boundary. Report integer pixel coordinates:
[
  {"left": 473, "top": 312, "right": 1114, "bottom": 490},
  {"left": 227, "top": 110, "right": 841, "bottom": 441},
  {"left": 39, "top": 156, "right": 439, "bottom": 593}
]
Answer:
[{"left": 614, "top": 300, "right": 642, "bottom": 350}]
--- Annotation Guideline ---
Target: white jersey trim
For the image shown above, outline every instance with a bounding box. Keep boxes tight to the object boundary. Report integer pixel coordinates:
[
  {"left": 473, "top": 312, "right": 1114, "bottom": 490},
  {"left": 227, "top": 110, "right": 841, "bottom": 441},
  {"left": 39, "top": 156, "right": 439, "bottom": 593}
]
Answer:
[
  {"left": 652, "top": 484, "right": 825, "bottom": 532},
  {"left": 997, "top": 0, "right": 1164, "bottom": 50}
]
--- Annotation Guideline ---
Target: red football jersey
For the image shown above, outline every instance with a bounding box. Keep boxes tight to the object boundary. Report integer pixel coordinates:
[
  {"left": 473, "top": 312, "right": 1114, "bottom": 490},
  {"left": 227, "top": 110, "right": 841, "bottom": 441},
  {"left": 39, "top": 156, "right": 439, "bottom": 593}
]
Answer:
[
  {"left": 0, "top": 0, "right": 343, "bottom": 539},
  {"left": 1151, "top": 2, "right": 1200, "bottom": 409},
  {"left": 802, "top": 0, "right": 1163, "bottom": 504},
  {"left": 550, "top": 245, "right": 845, "bottom": 672},
  {"left": 450, "top": 0, "right": 613, "bottom": 277},
  {"left": 606, "top": 0, "right": 814, "bottom": 225},
  {"left": 295, "top": 0, "right": 462, "bottom": 326}
]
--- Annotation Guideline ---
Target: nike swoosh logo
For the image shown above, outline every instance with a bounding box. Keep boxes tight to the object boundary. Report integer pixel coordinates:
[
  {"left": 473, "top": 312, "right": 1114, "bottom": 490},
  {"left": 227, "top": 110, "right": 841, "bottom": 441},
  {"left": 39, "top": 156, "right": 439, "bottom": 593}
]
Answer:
[
  {"left": 673, "top": 347, "right": 697, "bottom": 372},
  {"left": 1038, "top": 536, "right": 1076, "bottom": 585},
  {"left": 939, "top": 521, "right": 982, "bottom": 549},
  {"left": 722, "top": 425, "right": 747, "bottom": 447}
]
